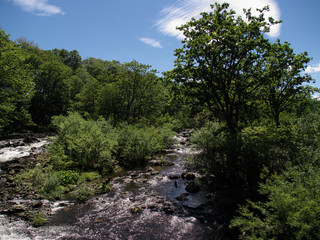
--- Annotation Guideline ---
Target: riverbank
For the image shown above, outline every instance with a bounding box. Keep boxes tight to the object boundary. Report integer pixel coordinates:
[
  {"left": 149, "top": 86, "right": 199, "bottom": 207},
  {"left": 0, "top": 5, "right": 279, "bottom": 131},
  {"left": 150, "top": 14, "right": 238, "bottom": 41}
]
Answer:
[{"left": 0, "top": 131, "right": 227, "bottom": 239}]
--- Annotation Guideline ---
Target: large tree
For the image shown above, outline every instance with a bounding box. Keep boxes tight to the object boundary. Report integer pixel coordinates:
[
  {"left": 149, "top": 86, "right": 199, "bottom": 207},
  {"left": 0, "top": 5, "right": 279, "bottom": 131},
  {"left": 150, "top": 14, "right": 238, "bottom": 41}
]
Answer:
[
  {"left": 168, "top": 3, "right": 278, "bottom": 133},
  {"left": 261, "top": 40, "right": 314, "bottom": 126}
]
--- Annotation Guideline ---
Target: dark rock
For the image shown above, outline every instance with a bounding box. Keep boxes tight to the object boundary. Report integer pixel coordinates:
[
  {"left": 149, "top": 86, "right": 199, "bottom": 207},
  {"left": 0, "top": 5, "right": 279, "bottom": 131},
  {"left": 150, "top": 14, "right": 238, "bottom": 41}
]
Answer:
[
  {"left": 1, "top": 204, "right": 26, "bottom": 215},
  {"left": 24, "top": 136, "right": 39, "bottom": 143},
  {"left": 185, "top": 181, "right": 200, "bottom": 193},
  {"left": 32, "top": 201, "right": 43, "bottom": 208},
  {"left": 181, "top": 172, "right": 196, "bottom": 180},
  {"left": 169, "top": 175, "right": 180, "bottom": 180},
  {"left": 163, "top": 205, "right": 174, "bottom": 214}
]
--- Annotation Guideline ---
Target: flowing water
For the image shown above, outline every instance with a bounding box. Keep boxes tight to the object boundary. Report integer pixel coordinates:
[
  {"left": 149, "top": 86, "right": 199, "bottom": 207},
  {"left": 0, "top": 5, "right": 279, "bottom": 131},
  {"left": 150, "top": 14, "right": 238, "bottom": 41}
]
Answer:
[{"left": 0, "top": 131, "right": 223, "bottom": 240}]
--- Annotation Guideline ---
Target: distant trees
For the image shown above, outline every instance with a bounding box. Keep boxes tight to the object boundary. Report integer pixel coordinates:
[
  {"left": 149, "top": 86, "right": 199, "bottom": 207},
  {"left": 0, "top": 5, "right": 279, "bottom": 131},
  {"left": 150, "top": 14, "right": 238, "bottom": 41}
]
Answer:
[
  {"left": 98, "top": 61, "right": 168, "bottom": 123},
  {"left": 0, "top": 29, "right": 173, "bottom": 133}
]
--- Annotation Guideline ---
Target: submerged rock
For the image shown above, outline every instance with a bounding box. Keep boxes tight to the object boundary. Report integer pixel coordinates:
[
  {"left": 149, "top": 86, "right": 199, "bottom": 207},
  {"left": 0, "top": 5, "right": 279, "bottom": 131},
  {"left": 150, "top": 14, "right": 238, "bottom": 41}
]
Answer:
[{"left": 176, "top": 193, "right": 189, "bottom": 201}]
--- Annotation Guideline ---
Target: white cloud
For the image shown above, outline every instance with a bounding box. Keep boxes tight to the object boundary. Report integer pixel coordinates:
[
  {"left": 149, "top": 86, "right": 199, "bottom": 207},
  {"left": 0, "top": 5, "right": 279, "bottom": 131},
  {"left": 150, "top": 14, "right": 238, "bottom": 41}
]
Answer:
[
  {"left": 11, "top": 0, "right": 64, "bottom": 16},
  {"left": 306, "top": 63, "right": 320, "bottom": 74},
  {"left": 157, "top": 0, "right": 281, "bottom": 39},
  {"left": 139, "top": 37, "right": 163, "bottom": 48}
]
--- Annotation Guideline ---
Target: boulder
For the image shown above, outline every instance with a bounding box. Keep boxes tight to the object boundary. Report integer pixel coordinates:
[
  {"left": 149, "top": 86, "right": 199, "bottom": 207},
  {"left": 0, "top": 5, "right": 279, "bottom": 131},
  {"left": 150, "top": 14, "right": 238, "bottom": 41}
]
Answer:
[
  {"left": 129, "top": 206, "right": 143, "bottom": 214},
  {"left": 163, "top": 205, "right": 174, "bottom": 214},
  {"left": 181, "top": 172, "right": 196, "bottom": 180},
  {"left": 185, "top": 181, "right": 200, "bottom": 193},
  {"left": 169, "top": 175, "right": 180, "bottom": 180}
]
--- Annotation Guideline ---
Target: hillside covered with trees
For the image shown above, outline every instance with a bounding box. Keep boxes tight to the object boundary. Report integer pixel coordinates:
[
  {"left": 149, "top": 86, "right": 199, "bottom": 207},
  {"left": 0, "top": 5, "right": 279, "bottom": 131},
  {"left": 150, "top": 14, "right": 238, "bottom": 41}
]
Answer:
[{"left": 1, "top": 2, "right": 320, "bottom": 239}]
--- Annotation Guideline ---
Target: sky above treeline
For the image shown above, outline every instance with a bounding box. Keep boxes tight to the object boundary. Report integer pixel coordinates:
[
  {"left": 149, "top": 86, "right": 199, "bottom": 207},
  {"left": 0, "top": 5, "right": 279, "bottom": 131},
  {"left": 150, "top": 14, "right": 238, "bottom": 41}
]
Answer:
[{"left": 1, "top": 0, "right": 320, "bottom": 89}]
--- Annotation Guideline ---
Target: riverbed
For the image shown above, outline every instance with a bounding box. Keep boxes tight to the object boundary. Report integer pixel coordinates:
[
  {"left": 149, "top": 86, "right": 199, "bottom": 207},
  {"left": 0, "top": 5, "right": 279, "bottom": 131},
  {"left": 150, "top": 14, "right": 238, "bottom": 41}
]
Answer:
[{"left": 0, "top": 131, "right": 224, "bottom": 240}]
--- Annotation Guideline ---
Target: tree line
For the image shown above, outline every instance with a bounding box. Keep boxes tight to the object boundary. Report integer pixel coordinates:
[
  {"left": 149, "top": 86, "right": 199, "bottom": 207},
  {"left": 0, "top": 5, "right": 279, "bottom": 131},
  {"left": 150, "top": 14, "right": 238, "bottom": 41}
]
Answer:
[{"left": 0, "top": 30, "right": 186, "bottom": 134}]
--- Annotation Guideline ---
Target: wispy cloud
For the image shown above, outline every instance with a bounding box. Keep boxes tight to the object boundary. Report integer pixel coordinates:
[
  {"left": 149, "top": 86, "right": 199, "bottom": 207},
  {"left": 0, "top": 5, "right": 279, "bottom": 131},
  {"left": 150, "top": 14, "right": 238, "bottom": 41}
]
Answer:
[
  {"left": 306, "top": 63, "right": 320, "bottom": 74},
  {"left": 157, "top": 0, "right": 281, "bottom": 39},
  {"left": 139, "top": 37, "right": 163, "bottom": 48},
  {"left": 11, "top": 0, "right": 65, "bottom": 16}
]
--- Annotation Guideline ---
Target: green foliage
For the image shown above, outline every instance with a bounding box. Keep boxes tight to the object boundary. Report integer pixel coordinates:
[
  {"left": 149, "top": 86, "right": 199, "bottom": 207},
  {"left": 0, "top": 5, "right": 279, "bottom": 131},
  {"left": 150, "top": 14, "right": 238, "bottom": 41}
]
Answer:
[
  {"left": 117, "top": 124, "right": 175, "bottom": 167},
  {"left": 43, "top": 172, "right": 60, "bottom": 194},
  {"left": 98, "top": 60, "right": 168, "bottom": 124},
  {"left": 30, "top": 59, "right": 73, "bottom": 126},
  {"left": 0, "top": 30, "right": 35, "bottom": 133},
  {"left": 57, "top": 170, "right": 79, "bottom": 186},
  {"left": 69, "top": 184, "right": 96, "bottom": 202},
  {"left": 191, "top": 121, "right": 299, "bottom": 193},
  {"left": 78, "top": 172, "right": 101, "bottom": 183},
  {"left": 261, "top": 40, "right": 315, "bottom": 126},
  {"left": 32, "top": 212, "right": 47, "bottom": 227},
  {"left": 191, "top": 121, "right": 228, "bottom": 175},
  {"left": 16, "top": 166, "right": 45, "bottom": 190},
  {"left": 168, "top": 3, "right": 278, "bottom": 133},
  {"left": 230, "top": 165, "right": 320, "bottom": 240},
  {"left": 50, "top": 112, "right": 118, "bottom": 173}
]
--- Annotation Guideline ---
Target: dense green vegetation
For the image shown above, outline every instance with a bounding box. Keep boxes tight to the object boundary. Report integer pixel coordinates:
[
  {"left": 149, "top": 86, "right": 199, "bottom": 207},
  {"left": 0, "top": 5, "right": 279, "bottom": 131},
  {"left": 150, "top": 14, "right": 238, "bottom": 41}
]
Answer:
[{"left": 1, "top": 2, "right": 320, "bottom": 238}]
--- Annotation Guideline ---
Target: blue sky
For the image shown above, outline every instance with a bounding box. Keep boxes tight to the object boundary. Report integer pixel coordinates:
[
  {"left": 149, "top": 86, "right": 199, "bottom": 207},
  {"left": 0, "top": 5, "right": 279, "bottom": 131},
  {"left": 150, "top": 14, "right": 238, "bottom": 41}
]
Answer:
[{"left": 1, "top": 0, "right": 320, "bottom": 89}]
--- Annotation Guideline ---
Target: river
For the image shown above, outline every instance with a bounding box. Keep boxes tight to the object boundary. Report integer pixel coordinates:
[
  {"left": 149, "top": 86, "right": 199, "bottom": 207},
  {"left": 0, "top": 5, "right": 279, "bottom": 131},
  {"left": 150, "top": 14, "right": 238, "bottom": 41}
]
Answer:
[{"left": 0, "top": 131, "right": 224, "bottom": 240}]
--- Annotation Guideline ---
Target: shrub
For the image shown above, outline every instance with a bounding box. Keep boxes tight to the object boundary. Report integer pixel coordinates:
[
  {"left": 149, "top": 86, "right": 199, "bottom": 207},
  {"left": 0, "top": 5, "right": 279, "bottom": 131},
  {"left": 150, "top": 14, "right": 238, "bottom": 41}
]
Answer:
[
  {"left": 69, "top": 184, "right": 95, "bottom": 202},
  {"left": 16, "top": 166, "right": 45, "bottom": 190},
  {"left": 32, "top": 212, "right": 47, "bottom": 227},
  {"left": 230, "top": 165, "right": 320, "bottom": 240},
  {"left": 78, "top": 171, "right": 101, "bottom": 183},
  {"left": 190, "top": 121, "right": 229, "bottom": 176},
  {"left": 43, "top": 172, "right": 60, "bottom": 194},
  {"left": 117, "top": 124, "right": 175, "bottom": 167},
  {"left": 50, "top": 112, "right": 118, "bottom": 173}
]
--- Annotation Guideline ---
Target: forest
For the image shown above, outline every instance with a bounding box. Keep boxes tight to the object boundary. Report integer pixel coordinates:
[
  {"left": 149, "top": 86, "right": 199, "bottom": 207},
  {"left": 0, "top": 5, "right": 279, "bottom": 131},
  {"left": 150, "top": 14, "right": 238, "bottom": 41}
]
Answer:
[{"left": 1, "top": 2, "right": 320, "bottom": 239}]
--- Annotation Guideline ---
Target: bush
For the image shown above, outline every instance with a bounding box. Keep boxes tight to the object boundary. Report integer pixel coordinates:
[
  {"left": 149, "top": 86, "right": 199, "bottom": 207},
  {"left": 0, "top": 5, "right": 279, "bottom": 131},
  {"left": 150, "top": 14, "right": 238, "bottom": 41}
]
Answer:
[
  {"left": 16, "top": 166, "right": 45, "bottom": 190},
  {"left": 191, "top": 122, "right": 299, "bottom": 193},
  {"left": 50, "top": 112, "right": 118, "bottom": 173},
  {"left": 32, "top": 212, "right": 48, "bottom": 227},
  {"left": 190, "top": 121, "right": 230, "bottom": 177},
  {"left": 117, "top": 124, "right": 175, "bottom": 167},
  {"left": 230, "top": 165, "right": 320, "bottom": 240}
]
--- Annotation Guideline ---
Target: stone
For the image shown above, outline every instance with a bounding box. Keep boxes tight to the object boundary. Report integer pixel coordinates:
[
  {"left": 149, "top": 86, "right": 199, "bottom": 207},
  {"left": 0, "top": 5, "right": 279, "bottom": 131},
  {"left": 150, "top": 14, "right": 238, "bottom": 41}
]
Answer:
[
  {"left": 163, "top": 205, "right": 174, "bottom": 214},
  {"left": 146, "top": 166, "right": 155, "bottom": 172},
  {"left": 169, "top": 175, "right": 180, "bottom": 180},
  {"left": 136, "top": 178, "right": 148, "bottom": 183},
  {"left": 32, "top": 201, "right": 43, "bottom": 208},
  {"left": 181, "top": 172, "right": 196, "bottom": 180},
  {"left": 185, "top": 181, "right": 200, "bottom": 193},
  {"left": 124, "top": 178, "right": 133, "bottom": 184},
  {"left": 129, "top": 206, "right": 143, "bottom": 214},
  {"left": 1, "top": 205, "right": 26, "bottom": 215}
]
